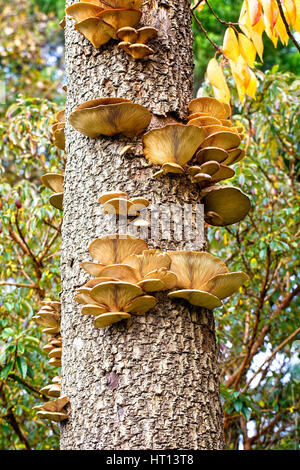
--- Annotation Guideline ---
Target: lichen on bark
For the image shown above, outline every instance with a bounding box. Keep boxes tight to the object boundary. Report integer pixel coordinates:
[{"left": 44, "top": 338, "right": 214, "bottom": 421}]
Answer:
[{"left": 60, "top": 0, "right": 225, "bottom": 450}]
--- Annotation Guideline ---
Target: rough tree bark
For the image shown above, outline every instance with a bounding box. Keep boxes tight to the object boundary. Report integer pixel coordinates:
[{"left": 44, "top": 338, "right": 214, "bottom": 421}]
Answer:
[{"left": 60, "top": 0, "right": 225, "bottom": 450}]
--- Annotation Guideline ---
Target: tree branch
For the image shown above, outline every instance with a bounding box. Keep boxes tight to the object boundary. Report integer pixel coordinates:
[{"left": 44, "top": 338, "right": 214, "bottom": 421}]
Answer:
[{"left": 275, "top": 0, "right": 300, "bottom": 52}]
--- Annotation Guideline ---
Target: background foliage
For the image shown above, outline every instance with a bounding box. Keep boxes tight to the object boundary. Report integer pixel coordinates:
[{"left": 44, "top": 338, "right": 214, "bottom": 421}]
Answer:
[{"left": 0, "top": 0, "right": 299, "bottom": 450}]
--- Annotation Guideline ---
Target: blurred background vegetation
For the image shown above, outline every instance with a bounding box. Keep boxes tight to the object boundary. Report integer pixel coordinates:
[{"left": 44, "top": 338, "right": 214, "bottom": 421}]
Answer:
[{"left": 0, "top": 0, "right": 299, "bottom": 450}]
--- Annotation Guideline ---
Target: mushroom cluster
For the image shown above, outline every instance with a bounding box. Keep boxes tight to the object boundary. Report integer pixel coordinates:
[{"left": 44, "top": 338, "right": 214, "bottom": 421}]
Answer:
[
  {"left": 98, "top": 190, "right": 149, "bottom": 216},
  {"left": 142, "top": 97, "right": 251, "bottom": 226},
  {"left": 40, "top": 376, "right": 61, "bottom": 398},
  {"left": 34, "top": 396, "right": 69, "bottom": 423},
  {"left": 69, "top": 97, "right": 151, "bottom": 138},
  {"left": 41, "top": 173, "right": 64, "bottom": 210},
  {"left": 50, "top": 110, "right": 65, "bottom": 151},
  {"left": 66, "top": 0, "right": 144, "bottom": 49},
  {"left": 32, "top": 302, "right": 67, "bottom": 422},
  {"left": 76, "top": 234, "right": 179, "bottom": 328},
  {"left": 117, "top": 26, "right": 157, "bottom": 59},
  {"left": 167, "top": 251, "right": 248, "bottom": 309}
]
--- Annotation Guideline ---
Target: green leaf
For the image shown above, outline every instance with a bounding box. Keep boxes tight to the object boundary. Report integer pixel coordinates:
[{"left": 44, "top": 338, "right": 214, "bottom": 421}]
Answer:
[
  {"left": 16, "top": 356, "right": 28, "bottom": 379},
  {"left": 234, "top": 399, "right": 243, "bottom": 413},
  {"left": 0, "top": 361, "right": 14, "bottom": 379}
]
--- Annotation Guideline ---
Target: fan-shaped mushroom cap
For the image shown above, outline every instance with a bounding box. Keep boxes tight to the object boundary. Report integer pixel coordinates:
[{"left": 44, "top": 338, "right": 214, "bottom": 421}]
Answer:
[
  {"left": 122, "top": 249, "right": 170, "bottom": 275},
  {"left": 196, "top": 146, "right": 228, "bottom": 164},
  {"left": 35, "top": 396, "right": 69, "bottom": 413},
  {"left": 200, "top": 131, "right": 241, "bottom": 150},
  {"left": 202, "top": 125, "right": 239, "bottom": 137},
  {"left": 102, "top": 197, "right": 149, "bottom": 216},
  {"left": 49, "top": 193, "right": 64, "bottom": 211},
  {"left": 49, "top": 357, "right": 61, "bottom": 367},
  {"left": 167, "top": 251, "right": 228, "bottom": 290},
  {"left": 99, "top": 8, "right": 141, "bottom": 35},
  {"left": 55, "top": 110, "right": 65, "bottom": 123},
  {"left": 136, "top": 26, "right": 158, "bottom": 43},
  {"left": 74, "top": 288, "right": 103, "bottom": 305},
  {"left": 75, "top": 17, "right": 115, "bottom": 47},
  {"left": 116, "top": 26, "right": 137, "bottom": 42},
  {"left": 36, "top": 411, "right": 68, "bottom": 422},
  {"left": 168, "top": 289, "right": 222, "bottom": 309},
  {"left": 53, "top": 127, "right": 65, "bottom": 150},
  {"left": 81, "top": 304, "right": 108, "bottom": 316},
  {"left": 42, "top": 327, "right": 60, "bottom": 335},
  {"left": 201, "top": 185, "right": 251, "bottom": 226},
  {"left": 49, "top": 348, "right": 62, "bottom": 359},
  {"left": 59, "top": 17, "right": 66, "bottom": 29},
  {"left": 188, "top": 116, "right": 222, "bottom": 126},
  {"left": 189, "top": 97, "right": 230, "bottom": 119},
  {"left": 94, "top": 312, "right": 131, "bottom": 328},
  {"left": 66, "top": 3, "right": 104, "bottom": 22},
  {"left": 84, "top": 277, "right": 117, "bottom": 287},
  {"left": 40, "top": 384, "right": 61, "bottom": 398},
  {"left": 189, "top": 161, "right": 220, "bottom": 176},
  {"left": 153, "top": 162, "right": 185, "bottom": 178},
  {"left": 200, "top": 272, "right": 249, "bottom": 300},
  {"left": 223, "top": 148, "right": 245, "bottom": 165},
  {"left": 209, "top": 164, "right": 235, "bottom": 183},
  {"left": 123, "top": 294, "right": 157, "bottom": 314},
  {"left": 220, "top": 119, "right": 232, "bottom": 127},
  {"left": 80, "top": 262, "right": 105, "bottom": 277},
  {"left": 41, "top": 301, "right": 61, "bottom": 311},
  {"left": 98, "top": 191, "right": 128, "bottom": 204},
  {"left": 69, "top": 99, "right": 151, "bottom": 138},
  {"left": 121, "top": 43, "right": 154, "bottom": 59},
  {"left": 97, "top": 0, "right": 144, "bottom": 9},
  {"left": 90, "top": 281, "right": 143, "bottom": 309},
  {"left": 190, "top": 173, "right": 212, "bottom": 183},
  {"left": 143, "top": 124, "right": 206, "bottom": 168},
  {"left": 89, "top": 234, "right": 148, "bottom": 265},
  {"left": 187, "top": 112, "right": 210, "bottom": 121},
  {"left": 41, "top": 173, "right": 64, "bottom": 193}
]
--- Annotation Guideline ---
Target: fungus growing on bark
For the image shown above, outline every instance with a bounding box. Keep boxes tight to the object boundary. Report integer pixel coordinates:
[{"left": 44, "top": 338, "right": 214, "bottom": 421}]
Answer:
[
  {"left": 40, "top": 379, "right": 61, "bottom": 398},
  {"left": 33, "top": 301, "right": 61, "bottom": 329},
  {"left": 73, "top": 8, "right": 142, "bottom": 48},
  {"left": 167, "top": 251, "right": 248, "bottom": 308},
  {"left": 142, "top": 124, "right": 206, "bottom": 177},
  {"left": 99, "top": 191, "right": 149, "bottom": 216},
  {"left": 77, "top": 281, "right": 157, "bottom": 328},
  {"left": 116, "top": 26, "right": 157, "bottom": 44},
  {"left": 69, "top": 98, "right": 151, "bottom": 138},
  {"left": 50, "top": 109, "right": 65, "bottom": 150},
  {"left": 41, "top": 173, "right": 64, "bottom": 210},
  {"left": 188, "top": 97, "right": 231, "bottom": 119},
  {"left": 118, "top": 41, "right": 154, "bottom": 59},
  {"left": 200, "top": 131, "right": 241, "bottom": 151},
  {"left": 81, "top": 234, "right": 148, "bottom": 276},
  {"left": 34, "top": 397, "right": 69, "bottom": 422},
  {"left": 92, "top": 249, "right": 177, "bottom": 291},
  {"left": 201, "top": 185, "right": 251, "bottom": 226}
]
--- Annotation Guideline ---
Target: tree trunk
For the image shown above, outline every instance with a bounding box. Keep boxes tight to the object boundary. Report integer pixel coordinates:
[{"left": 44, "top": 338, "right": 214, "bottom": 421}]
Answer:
[{"left": 60, "top": 0, "right": 225, "bottom": 450}]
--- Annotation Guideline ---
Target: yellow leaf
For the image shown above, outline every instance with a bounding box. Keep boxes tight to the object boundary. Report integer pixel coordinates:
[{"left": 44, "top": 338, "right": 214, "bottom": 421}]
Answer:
[
  {"left": 246, "top": 0, "right": 262, "bottom": 26},
  {"left": 275, "top": 14, "right": 289, "bottom": 45},
  {"left": 239, "top": 3, "right": 264, "bottom": 60},
  {"left": 238, "top": 33, "right": 257, "bottom": 67},
  {"left": 207, "top": 58, "right": 227, "bottom": 89},
  {"left": 261, "top": 0, "right": 279, "bottom": 32},
  {"left": 223, "top": 27, "right": 240, "bottom": 62},
  {"left": 294, "top": 0, "right": 300, "bottom": 32},
  {"left": 213, "top": 85, "right": 231, "bottom": 105},
  {"left": 289, "top": 406, "right": 295, "bottom": 413},
  {"left": 283, "top": 0, "right": 297, "bottom": 26},
  {"left": 246, "top": 69, "right": 258, "bottom": 98}
]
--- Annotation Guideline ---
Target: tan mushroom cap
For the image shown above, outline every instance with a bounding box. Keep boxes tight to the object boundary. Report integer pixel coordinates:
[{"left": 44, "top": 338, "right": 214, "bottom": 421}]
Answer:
[
  {"left": 209, "top": 164, "right": 235, "bottom": 183},
  {"left": 136, "top": 26, "right": 158, "bottom": 44},
  {"left": 168, "top": 289, "right": 222, "bottom": 309},
  {"left": 102, "top": 197, "right": 149, "bottom": 216},
  {"left": 120, "top": 43, "right": 154, "bottom": 59},
  {"left": 123, "top": 294, "right": 157, "bottom": 314},
  {"left": 167, "top": 251, "right": 228, "bottom": 290},
  {"left": 66, "top": 3, "right": 104, "bottom": 22},
  {"left": 41, "top": 173, "right": 64, "bottom": 193},
  {"left": 84, "top": 277, "right": 117, "bottom": 287},
  {"left": 200, "top": 131, "right": 241, "bottom": 150},
  {"left": 220, "top": 119, "right": 233, "bottom": 127},
  {"left": 81, "top": 304, "right": 108, "bottom": 316},
  {"left": 196, "top": 146, "right": 228, "bottom": 164},
  {"left": 53, "top": 127, "right": 65, "bottom": 150},
  {"left": 80, "top": 262, "right": 106, "bottom": 277},
  {"left": 200, "top": 272, "right": 249, "bottom": 300},
  {"left": 98, "top": 191, "right": 128, "bottom": 204},
  {"left": 36, "top": 410, "right": 68, "bottom": 422},
  {"left": 59, "top": 17, "right": 66, "bottom": 29},
  {"left": 90, "top": 281, "right": 143, "bottom": 309},
  {"left": 143, "top": 124, "right": 206, "bottom": 168},
  {"left": 47, "top": 384, "right": 61, "bottom": 398},
  {"left": 98, "top": 8, "right": 142, "bottom": 36},
  {"left": 69, "top": 100, "right": 151, "bottom": 138},
  {"left": 94, "top": 312, "right": 131, "bottom": 328},
  {"left": 55, "top": 110, "right": 65, "bottom": 123},
  {"left": 201, "top": 185, "right": 251, "bottom": 226},
  {"left": 49, "top": 348, "right": 62, "bottom": 359},
  {"left": 122, "top": 249, "right": 170, "bottom": 276},
  {"left": 223, "top": 148, "right": 245, "bottom": 165},
  {"left": 188, "top": 116, "right": 222, "bottom": 126},
  {"left": 189, "top": 97, "right": 230, "bottom": 119},
  {"left": 89, "top": 234, "right": 148, "bottom": 265},
  {"left": 188, "top": 161, "right": 220, "bottom": 176},
  {"left": 74, "top": 288, "right": 103, "bottom": 305},
  {"left": 41, "top": 300, "right": 61, "bottom": 311},
  {"left": 49, "top": 193, "right": 64, "bottom": 211},
  {"left": 187, "top": 112, "right": 210, "bottom": 121},
  {"left": 49, "top": 357, "right": 61, "bottom": 367},
  {"left": 75, "top": 17, "right": 116, "bottom": 47},
  {"left": 116, "top": 26, "right": 137, "bottom": 42},
  {"left": 202, "top": 125, "right": 239, "bottom": 137},
  {"left": 97, "top": 0, "right": 144, "bottom": 9}
]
